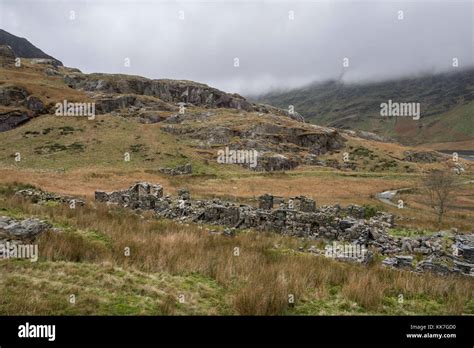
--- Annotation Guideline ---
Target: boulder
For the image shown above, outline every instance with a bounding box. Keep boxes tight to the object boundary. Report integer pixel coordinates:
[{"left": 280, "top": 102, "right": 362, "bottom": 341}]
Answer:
[
  {"left": 0, "top": 110, "right": 30, "bottom": 132},
  {"left": 25, "top": 95, "right": 45, "bottom": 113},
  {"left": 0, "top": 216, "right": 51, "bottom": 240},
  {"left": 0, "top": 85, "right": 29, "bottom": 106}
]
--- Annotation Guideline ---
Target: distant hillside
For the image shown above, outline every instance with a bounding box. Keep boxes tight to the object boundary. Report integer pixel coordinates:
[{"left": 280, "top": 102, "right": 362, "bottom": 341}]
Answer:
[
  {"left": 255, "top": 68, "right": 474, "bottom": 145},
  {"left": 0, "top": 29, "right": 62, "bottom": 66}
]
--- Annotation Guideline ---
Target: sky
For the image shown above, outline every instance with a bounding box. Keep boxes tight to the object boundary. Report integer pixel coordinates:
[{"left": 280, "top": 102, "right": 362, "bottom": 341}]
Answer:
[{"left": 0, "top": 0, "right": 472, "bottom": 95}]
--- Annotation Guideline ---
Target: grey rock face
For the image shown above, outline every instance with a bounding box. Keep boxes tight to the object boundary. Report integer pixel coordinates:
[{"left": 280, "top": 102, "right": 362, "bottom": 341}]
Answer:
[
  {"left": 0, "top": 85, "right": 29, "bottom": 107},
  {"left": 95, "top": 95, "right": 137, "bottom": 113},
  {"left": 416, "top": 259, "right": 455, "bottom": 275},
  {"left": 0, "top": 45, "right": 15, "bottom": 59},
  {"left": 163, "top": 118, "right": 345, "bottom": 172},
  {"left": 254, "top": 154, "right": 299, "bottom": 172},
  {"left": 30, "top": 58, "right": 62, "bottom": 68},
  {"left": 403, "top": 151, "right": 442, "bottom": 163},
  {"left": 0, "top": 45, "right": 16, "bottom": 66},
  {"left": 0, "top": 216, "right": 51, "bottom": 240},
  {"left": 63, "top": 73, "right": 297, "bottom": 120},
  {"left": 0, "top": 110, "right": 30, "bottom": 132},
  {"left": 26, "top": 95, "right": 45, "bottom": 113},
  {"left": 137, "top": 111, "right": 167, "bottom": 124},
  {"left": 159, "top": 163, "right": 192, "bottom": 176},
  {"left": 0, "top": 85, "right": 46, "bottom": 132}
]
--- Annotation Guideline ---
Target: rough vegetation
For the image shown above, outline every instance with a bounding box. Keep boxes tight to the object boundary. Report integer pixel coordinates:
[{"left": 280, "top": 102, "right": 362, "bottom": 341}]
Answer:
[
  {"left": 0, "top": 184, "right": 473, "bottom": 315},
  {"left": 0, "top": 31, "right": 473, "bottom": 316}
]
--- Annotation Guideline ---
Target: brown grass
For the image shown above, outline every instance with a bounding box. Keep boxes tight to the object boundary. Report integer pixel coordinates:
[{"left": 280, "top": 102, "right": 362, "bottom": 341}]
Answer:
[{"left": 0, "top": 193, "right": 472, "bottom": 315}]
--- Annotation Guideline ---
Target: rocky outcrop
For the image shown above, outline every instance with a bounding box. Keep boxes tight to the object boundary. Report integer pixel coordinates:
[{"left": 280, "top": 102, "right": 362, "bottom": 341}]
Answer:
[
  {"left": 403, "top": 150, "right": 442, "bottom": 163},
  {"left": 0, "top": 85, "right": 47, "bottom": 131},
  {"left": 161, "top": 115, "right": 344, "bottom": 171},
  {"left": 63, "top": 73, "right": 303, "bottom": 121},
  {"left": 0, "top": 45, "right": 16, "bottom": 67},
  {"left": 163, "top": 118, "right": 343, "bottom": 154},
  {"left": 0, "top": 85, "right": 29, "bottom": 107},
  {"left": 254, "top": 154, "right": 299, "bottom": 172},
  {"left": 95, "top": 94, "right": 138, "bottom": 114},
  {"left": 0, "top": 110, "right": 30, "bottom": 132},
  {"left": 15, "top": 188, "right": 85, "bottom": 207}
]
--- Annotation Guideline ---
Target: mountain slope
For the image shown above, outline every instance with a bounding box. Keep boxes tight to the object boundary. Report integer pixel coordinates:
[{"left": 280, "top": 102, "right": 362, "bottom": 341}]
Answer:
[
  {"left": 0, "top": 29, "right": 63, "bottom": 66},
  {"left": 255, "top": 68, "right": 474, "bottom": 146}
]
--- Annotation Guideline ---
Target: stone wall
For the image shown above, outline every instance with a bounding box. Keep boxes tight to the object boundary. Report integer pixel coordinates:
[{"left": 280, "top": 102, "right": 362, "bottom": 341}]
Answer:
[{"left": 93, "top": 182, "right": 474, "bottom": 276}]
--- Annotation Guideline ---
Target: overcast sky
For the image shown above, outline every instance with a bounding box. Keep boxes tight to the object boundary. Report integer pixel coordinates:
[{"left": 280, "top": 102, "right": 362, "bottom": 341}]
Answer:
[{"left": 1, "top": 0, "right": 472, "bottom": 95}]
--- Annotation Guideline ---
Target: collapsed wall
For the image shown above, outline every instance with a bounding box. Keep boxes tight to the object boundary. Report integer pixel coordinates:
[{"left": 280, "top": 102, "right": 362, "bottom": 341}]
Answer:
[
  {"left": 95, "top": 182, "right": 163, "bottom": 209},
  {"left": 95, "top": 182, "right": 388, "bottom": 242},
  {"left": 93, "top": 182, "right": 474, "bottom": 276}
]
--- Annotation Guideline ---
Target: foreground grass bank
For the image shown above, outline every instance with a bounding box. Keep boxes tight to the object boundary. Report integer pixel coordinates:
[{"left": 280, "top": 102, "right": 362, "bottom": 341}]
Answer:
[{"left": 0, "top": 187, "right": 472, "bottom": 315}]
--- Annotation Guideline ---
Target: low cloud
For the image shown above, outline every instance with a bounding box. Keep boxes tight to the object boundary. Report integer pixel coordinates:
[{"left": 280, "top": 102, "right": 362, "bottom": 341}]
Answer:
[{"left": 1, "top": 0, "right": 472, "bottom": 95}]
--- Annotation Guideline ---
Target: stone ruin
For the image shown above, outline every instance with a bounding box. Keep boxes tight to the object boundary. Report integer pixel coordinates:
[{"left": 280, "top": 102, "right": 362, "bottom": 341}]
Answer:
[
  {"left": 16, "top": 188, "right": 85, "bottom": 207},
  {"left": 94, "top": 183, "right": 382, "bottom": 241},
  {"left": 91, "top": 182, "right": 474, "bottom": 276},
  {"left": 95, "top": 182, "right": 163, "bottom": 210},
  {"left": 5, "top": 182, "right": 473, "bottom": 276}
]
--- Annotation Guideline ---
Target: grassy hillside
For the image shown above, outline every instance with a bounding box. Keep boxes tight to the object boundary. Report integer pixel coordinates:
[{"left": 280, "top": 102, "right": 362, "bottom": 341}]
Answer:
[
  {"left": 255, "top": 68, "right": 474, "bottom": 146},
  {"left": 0, "top": 110, "right": 473, "bottom": 232}
]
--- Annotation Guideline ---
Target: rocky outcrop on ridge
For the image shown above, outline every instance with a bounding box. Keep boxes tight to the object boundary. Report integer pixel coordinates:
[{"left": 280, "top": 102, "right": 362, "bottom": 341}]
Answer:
[
  {"left": 63, "top": 73, "right": 304, "bottom": 121},
  {"left": 161, "top": 112, "right": 345, "bottom": 171}
]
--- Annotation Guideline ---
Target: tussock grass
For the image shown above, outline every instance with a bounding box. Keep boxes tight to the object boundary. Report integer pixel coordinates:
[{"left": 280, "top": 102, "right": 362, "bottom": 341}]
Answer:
[{"left": 0, "top": 192, "right": 472, "bottom": 315}]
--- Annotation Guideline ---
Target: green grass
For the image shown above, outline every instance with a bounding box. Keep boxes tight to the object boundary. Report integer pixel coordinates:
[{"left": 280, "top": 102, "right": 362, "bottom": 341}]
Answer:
[
  {"left": 388, "top": 228, "right": 434, "bottom": 237},
  {"left": 0, "top": 261, "right": 231, "bottom": 315}
]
